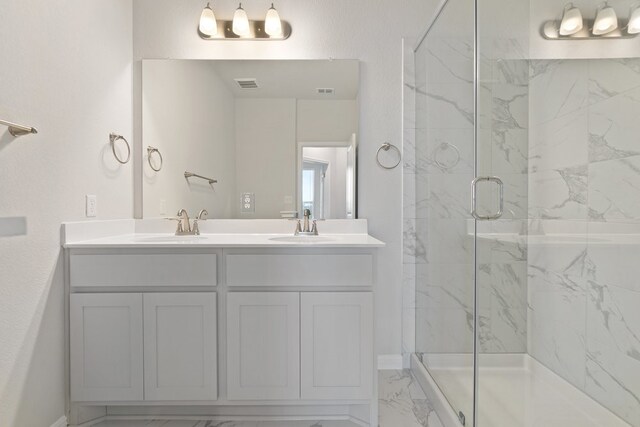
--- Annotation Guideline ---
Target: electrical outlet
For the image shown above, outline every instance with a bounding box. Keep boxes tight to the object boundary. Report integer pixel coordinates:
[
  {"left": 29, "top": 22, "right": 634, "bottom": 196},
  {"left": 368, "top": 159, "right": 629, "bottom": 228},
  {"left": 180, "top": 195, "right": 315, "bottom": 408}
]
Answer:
[
  {"left": 241, "top": 192, "right": 255, "bottom": 213},
  {"left": 85, "top": 195, "right": 97, "bottom": 217}
]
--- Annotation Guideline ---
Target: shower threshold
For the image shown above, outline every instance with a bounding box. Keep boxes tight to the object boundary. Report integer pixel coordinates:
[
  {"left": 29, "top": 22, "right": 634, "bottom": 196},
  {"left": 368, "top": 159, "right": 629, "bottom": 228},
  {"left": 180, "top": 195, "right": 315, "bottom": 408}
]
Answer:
[{"left": 410, "top": 353, "right": 630, "bottom": 427}]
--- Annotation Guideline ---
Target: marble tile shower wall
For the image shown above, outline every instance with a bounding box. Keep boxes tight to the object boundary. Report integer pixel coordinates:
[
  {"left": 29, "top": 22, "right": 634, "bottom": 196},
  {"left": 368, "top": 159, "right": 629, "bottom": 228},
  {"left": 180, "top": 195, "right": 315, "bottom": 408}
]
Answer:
[
  {"left": 413, "top": 34, "right": 476, "bottom": 357},
  {"left": 477, "top": 58, "right": 530, "bottom": 354},
  {"left": 527, "top": 58, "right": 640, "bottom": 426},
  {"left": 408, "top": 29, "right": 530, "bottom": 357}
]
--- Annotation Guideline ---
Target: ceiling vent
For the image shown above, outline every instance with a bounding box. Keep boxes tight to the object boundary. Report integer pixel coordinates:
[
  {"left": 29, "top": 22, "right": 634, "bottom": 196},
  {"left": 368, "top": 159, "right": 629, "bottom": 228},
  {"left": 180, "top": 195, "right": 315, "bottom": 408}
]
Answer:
[
  {"left": 317, "top": 88, "right": 335, "bottom": 95},
  {"left": 234, "top": 78, "right": 259, "bottom": 89}
]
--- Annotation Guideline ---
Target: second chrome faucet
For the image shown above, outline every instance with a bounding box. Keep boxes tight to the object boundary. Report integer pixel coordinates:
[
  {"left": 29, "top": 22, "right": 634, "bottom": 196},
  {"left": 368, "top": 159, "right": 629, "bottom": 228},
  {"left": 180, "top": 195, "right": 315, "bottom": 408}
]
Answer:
[
  {"left": 168, "top": 209, "right": 208, "bottom": 235},
  {"left": 295, "top": 209, "right": 318, "bottom": 236}
]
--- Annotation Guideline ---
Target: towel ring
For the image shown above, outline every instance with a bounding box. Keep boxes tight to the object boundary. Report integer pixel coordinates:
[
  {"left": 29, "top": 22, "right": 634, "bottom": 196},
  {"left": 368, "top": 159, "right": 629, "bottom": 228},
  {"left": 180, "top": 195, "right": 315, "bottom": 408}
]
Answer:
[
  {"left": 109, "top": 133, "right": 130, "bottom": 164},
  {"left": 376, "top": 142, "right": 401, "bottom": 170},
  {"left": 147, "top": 146, "right": 163, "bottom": 172},
  {"left": 433, "top": 142, "right": 461, "bottom": 169}
]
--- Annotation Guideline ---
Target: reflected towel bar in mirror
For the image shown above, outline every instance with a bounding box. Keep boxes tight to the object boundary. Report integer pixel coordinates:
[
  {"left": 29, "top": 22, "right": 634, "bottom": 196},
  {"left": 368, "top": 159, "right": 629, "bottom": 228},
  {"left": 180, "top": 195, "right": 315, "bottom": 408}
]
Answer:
[
  {"left": 184, "top": 171, "right": 217, "bottom": 184},
  {"left": 0, "top": 119, "right": 38, "bottom": 137}
]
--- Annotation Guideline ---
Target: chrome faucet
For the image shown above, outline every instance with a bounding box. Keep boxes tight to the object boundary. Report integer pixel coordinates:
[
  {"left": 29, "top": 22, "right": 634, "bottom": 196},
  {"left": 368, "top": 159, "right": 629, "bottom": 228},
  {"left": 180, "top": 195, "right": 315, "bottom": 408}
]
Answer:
[
  {"left": 295, "top": 209, "right": 318, "bottom": 236},
  {"left": 176, "top": 209, "right": 191, "bottom": 235},
  {"left": 192, "top": 209, "right": 208, "bottom": 235},
  {"left": 168, "top": 209, "right": 208, "bottom": 235}
]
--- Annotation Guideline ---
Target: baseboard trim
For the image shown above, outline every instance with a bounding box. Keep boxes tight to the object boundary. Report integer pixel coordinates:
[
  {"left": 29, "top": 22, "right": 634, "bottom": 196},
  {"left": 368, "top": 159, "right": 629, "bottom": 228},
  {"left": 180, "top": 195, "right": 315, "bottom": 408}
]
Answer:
[
  {"left": 377, "top": 354, "right": 403, "bottom": 370},
  {"left": 51, "top": 415, "right": 68, "bottom": 427}
]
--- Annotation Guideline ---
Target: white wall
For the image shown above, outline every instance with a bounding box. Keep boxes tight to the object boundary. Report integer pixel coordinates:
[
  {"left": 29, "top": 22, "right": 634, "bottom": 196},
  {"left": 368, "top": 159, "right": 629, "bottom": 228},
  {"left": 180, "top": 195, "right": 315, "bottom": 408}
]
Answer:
[
  {"left": 297, "top": 100, "right": 358, "bottom": 142},
  {"left": 235, "top": 98, "right": 297, "bottom": 218},
  {"left": 142, "top": 60, "right": 236, "bottom": 218},
  {"left": 530, "top": 0, "right": 640, "bottom": 59},
  {"left": 0, "top": 1, "right": 133, "bottom": 426},
  {"left": 133, "top": 0, "right": 439, "bottom": 356}
]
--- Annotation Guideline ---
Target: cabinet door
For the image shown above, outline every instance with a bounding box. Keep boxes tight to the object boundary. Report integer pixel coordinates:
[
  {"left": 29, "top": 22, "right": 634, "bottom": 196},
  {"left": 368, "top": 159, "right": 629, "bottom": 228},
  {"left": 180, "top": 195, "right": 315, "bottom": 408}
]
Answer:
[
  {"left": 70, "top": 293, "right": 143, "bottom": 401},
  {"left": 143, "top": 292, "right": 217, "bottom": 401},
  {"left": 227, "top": 292, "right": 300, "bottom": 400},
  {"left": 301, "top": 292, "right": 373, "bottom": 400}
]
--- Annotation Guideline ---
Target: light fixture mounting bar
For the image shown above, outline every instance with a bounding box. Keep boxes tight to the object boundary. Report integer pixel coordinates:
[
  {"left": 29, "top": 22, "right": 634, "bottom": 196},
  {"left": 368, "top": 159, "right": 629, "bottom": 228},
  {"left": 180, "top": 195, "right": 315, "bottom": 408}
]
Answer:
[
  {"left": 198, "top": 20, "right": 291, "bottom": 40},
  {"left": 542, "top": 18, "right": 639, "bottom": 39}
]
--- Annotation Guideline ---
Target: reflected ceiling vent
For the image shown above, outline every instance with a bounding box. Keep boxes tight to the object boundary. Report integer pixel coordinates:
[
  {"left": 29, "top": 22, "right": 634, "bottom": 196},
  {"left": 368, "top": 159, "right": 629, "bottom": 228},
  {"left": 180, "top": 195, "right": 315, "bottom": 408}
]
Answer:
[
  {"left": 234, "top": 78, "right": 259, "bottom": 89},
  {"left": 317, "top": 88, "right": 335, "bottom": 95}
]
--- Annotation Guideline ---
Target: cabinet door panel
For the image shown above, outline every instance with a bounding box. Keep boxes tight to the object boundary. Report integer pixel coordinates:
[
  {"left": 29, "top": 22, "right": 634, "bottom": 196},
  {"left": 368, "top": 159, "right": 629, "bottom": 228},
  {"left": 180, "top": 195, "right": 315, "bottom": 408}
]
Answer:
[
  {"left": 301, "top": 292, "right": 373, "bottom": 400},
  {"left": 70, "top": 293, "right": 143, "bottom": 401},
  {"left": 227, "top": 292, "right": 300, "bottom": 400},
  {"left": 144, "top": 292, "right": 217, "bottom": 401}
]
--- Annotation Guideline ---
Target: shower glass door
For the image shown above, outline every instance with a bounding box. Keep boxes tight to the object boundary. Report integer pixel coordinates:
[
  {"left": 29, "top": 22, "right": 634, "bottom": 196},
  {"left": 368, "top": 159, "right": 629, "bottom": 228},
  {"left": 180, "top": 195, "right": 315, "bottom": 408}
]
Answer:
[
  {"left": 473, "top": 0, "right": 530, "bottom": 424},
  {"left": 414, "top": 0, "right": 477, "bottom": 424}
]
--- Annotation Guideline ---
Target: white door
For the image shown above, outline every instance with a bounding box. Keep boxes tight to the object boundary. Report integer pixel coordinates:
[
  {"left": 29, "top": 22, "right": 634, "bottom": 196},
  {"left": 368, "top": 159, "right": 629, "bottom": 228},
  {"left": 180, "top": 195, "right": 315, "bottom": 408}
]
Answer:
[
  {"left": 301, "top": 292, "right": 373, "bottom": 400},
  {"left": 227, "top": 292, "right": 300, "bottom": 400},
  {"left": 143, "top": 292, "right": 217, "bottom": 401},
  {"left": 70, "top": 293, "right": 144, "bottom": 402}
]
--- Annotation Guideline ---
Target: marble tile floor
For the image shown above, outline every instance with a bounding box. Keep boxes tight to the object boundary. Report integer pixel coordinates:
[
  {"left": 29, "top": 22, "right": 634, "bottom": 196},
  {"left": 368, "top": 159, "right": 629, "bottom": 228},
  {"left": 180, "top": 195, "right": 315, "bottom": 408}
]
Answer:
[
  {"left": 91, "top": 370, "right": 443, "bottom": 427},
  {"left": 378, "top": 370, "right": 444, "bottom": 427}
]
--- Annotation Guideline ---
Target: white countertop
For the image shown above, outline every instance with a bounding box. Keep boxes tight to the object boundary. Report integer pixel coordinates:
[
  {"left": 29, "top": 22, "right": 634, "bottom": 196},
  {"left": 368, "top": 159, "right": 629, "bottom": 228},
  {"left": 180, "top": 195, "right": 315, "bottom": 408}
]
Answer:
[
  {"left": 64, "top": 232, "right": 385, "bottom": 248},
  {"left": 61, "top": 219, "right": 385, "bottom": 249}
]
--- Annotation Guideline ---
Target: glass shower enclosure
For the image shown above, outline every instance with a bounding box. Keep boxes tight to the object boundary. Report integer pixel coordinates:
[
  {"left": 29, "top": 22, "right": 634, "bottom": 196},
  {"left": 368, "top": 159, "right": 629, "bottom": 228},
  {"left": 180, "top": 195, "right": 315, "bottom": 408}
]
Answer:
[{"left": 412, "top": 0, "right": 640, "bottom": 426}]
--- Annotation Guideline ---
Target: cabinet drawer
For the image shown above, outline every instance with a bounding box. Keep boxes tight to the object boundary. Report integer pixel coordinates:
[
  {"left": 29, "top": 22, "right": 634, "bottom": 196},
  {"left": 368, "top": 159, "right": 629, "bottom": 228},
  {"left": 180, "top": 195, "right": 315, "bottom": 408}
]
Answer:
[
  {"left": 225, "top": 253, "right": 373, "bottom": 287},
  {"left": 70, "top": 252, "right": 217, "bottom": 288}
]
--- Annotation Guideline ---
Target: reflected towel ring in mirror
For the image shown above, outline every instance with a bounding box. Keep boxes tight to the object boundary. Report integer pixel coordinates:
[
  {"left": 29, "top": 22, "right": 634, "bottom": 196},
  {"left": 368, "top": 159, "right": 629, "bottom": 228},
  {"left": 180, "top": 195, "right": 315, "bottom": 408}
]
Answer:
[
  {"left": 147, "top": 146, "right": 163, "bottom": 172},
  {"left": 433, "top": 142, "right": 461, "bottom": 170},
  {"left": 376, "top": 142, "right": 401, "bottom": 170},
  {"left": 109, "top": 133, "right": 131, "bottom": 164}
]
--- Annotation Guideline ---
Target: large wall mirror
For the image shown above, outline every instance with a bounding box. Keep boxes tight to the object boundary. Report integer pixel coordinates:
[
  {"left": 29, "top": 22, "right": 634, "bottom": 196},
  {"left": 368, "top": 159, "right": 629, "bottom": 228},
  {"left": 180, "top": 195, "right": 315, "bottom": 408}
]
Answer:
[{"left": 141, "top": 59, "right": 359, "bottom": 219}]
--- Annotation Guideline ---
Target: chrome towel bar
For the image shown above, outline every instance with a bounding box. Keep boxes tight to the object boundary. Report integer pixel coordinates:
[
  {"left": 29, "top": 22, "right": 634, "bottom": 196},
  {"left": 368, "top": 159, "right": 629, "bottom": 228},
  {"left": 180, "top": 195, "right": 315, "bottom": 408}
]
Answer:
[
  {"left": 0, "top": 119, "right": 38, "bottom": 137},
  {"left": 184, "top": 171, "right": 217, "bottom": 184}
]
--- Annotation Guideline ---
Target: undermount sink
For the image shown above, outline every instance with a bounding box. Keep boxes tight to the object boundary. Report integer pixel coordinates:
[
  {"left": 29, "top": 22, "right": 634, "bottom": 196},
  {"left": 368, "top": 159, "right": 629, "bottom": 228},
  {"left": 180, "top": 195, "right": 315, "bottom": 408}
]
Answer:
[
  {"left": 269, "top": 235, "right": 335, "bottom": 243},
  {"left": 133, "top": 235, "right": 208, "bottom": 243}
]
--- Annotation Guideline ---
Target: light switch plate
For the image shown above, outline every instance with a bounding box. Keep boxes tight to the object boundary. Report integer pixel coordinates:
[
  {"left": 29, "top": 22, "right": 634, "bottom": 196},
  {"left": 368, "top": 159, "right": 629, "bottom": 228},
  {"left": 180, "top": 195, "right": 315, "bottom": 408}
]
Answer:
[{"left": 85, "top": 195, "right": 97, "bottom": 217}]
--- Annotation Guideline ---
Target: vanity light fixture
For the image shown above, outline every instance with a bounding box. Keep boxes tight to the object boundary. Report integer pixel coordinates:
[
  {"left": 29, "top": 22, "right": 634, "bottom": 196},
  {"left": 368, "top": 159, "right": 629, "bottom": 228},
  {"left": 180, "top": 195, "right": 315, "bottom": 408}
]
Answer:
[
  {"left": 559, "top": 3, "right": 583, "bottom": 35},
  {"left": 196, "top": 2, "right": 291, "bottom": 40},
  {"left": 232, "top": 3, "right": 250, "bottom": 37},
  {"left": 542, "top": 2, "right": 639, "bottom": 39},
  {"left": 628, "top": 4, "right": 640, "bottom": 34},
  {"left": 593, "top": 2, "right": 619, "bottom": 35},
  {"left": 264, "top": 3, "right": 283, "bottom": 37},
  {"left": 198, "top": 2, "right": 218, "bottom": 37}
]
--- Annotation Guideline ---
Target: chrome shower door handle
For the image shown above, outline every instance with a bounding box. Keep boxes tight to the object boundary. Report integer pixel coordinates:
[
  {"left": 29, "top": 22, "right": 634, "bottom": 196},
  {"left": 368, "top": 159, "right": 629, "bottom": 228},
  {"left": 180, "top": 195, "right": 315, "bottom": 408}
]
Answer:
[{"left": 471, "top": 176, "right": 504, "bottom": 220}]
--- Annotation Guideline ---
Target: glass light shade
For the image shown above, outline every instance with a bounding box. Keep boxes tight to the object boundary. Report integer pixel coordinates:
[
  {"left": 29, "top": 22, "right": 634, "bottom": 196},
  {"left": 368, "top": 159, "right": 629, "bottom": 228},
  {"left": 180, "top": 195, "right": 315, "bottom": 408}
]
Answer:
[
  {"left": 559, "top": 4, "right": 584, "bottom": 35},
  {"left": 199, "top": 3, "right": 217, "bottom": 37},
  {"left": 628, "top": 6, "right": 640, "bottom": 34},
  {"left": 232, "top": 3, "right": 250, "bottom": 36},
  {"left": 265, "top": 4, "right": 283, "bottom": 37},
  {"left": 593, "top": 5, "right": 619, "bottom": 35}
]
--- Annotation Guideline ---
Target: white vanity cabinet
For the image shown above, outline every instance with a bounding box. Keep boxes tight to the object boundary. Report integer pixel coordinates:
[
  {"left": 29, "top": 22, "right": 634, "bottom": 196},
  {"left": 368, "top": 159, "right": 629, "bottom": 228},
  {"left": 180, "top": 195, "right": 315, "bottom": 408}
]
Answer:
[
  {"left": 70, "top": 292, "right": 217, "bottom": 402},
  {"left": 226, "top": 291, "right": 373, "bottom": 401},
  {"left": 301, "top": 292, "right": 373, "bottom": 400},
  {"left": 65, "top": 238, "right": 382, "bottom": 426},
  {"left": 226, "top": 292, "right": 300, "bottom": 400},
  {"left": 143, "top": 292, "right": 217, "bottom": 401},
  {"left": 70, "top": 293, "right": 144, "bottom": 402}
]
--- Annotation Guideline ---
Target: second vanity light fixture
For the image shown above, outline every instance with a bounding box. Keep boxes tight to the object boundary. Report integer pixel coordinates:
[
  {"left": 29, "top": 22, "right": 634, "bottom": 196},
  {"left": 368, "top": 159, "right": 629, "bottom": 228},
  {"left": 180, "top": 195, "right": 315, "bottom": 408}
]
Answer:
[
  {"left": 198, "top": 2, "right": 291, "bottom": 40},
  {"left": 543, "top": 2, "right": 640, "bottom": 39}
]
